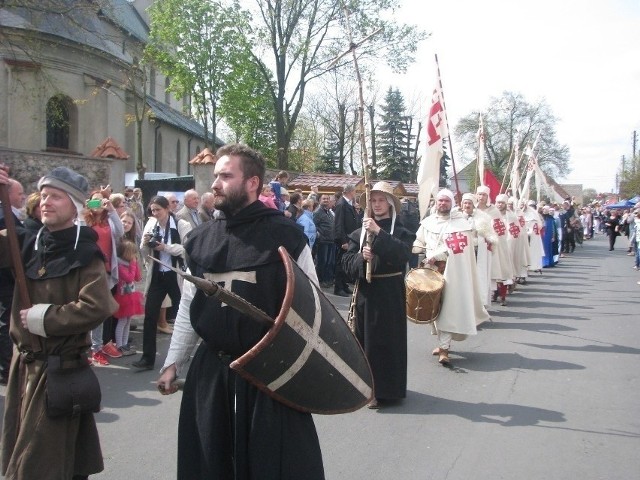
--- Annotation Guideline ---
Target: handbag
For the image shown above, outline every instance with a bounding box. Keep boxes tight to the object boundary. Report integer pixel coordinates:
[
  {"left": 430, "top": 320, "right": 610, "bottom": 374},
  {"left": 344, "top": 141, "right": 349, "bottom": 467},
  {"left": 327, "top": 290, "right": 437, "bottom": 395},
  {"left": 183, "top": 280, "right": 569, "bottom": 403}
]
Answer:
[{"left": 45, "top": 354, "right": 102, "bottom": 418}]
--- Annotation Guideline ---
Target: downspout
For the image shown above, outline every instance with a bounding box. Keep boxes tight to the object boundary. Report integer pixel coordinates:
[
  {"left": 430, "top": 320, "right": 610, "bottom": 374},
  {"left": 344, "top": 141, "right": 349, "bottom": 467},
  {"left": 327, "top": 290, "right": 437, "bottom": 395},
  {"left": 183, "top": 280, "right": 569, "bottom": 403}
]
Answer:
[{"left": 153, "top": 123, "right": 161, "bottom": 172}]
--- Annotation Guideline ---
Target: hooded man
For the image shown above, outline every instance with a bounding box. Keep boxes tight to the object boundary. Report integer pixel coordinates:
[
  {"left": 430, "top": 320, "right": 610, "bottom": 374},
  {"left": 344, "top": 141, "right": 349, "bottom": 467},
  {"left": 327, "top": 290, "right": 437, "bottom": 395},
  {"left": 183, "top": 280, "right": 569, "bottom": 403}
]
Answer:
[
  {"left": 342, "top": 182, "right": 415, "bottom": 408},
  {"left": 0, "top": 166, "right": 117, "bottom": 479},
  {"left": 476, "top": 186, "right": 514, "bottom": 306},
  {"left": 413, "top": 189, "right": 490, "bottom": 365}
]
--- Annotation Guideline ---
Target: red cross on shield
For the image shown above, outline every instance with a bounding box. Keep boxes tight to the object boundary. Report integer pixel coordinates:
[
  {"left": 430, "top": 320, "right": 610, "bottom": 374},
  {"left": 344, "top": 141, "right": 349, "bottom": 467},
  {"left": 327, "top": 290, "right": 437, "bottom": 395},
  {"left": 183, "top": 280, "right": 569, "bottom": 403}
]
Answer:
[{"left": 493, "top": 218, "right": 506, "bottom": 236}]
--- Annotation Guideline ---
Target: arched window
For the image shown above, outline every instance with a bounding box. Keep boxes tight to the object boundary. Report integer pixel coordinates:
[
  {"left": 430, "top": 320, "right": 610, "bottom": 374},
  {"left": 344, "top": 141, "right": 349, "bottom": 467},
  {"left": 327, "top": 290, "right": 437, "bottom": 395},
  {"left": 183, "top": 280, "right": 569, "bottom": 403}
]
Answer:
[
  {"left": 46, "top": 94, "right": 71, "bottom": 150},
  {"left": 164, "top": 77, "right": 170, "bottom": 104}
]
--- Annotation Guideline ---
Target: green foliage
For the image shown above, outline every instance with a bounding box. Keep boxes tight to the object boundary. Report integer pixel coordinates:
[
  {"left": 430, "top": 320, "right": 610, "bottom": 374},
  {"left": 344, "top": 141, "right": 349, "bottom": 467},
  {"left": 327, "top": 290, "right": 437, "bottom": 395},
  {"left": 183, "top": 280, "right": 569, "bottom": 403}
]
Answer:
[
  {"left": 582, "top": 187, "right": 598, "bottom": 204},
  {"left": 454, "top": 91, "right": 571, "bottom": 182},
  {"left": 146, "top": 0, "right": 252, "bottom": 146},
  {"left": 249, "top": 0, "right": 428, "bottom": 169},
  {"left": 619, "top": 156, "right": 640, "bottom": 198},
  {"left": 376, "top": 87, "right": 412, "bottom": 182},
  {"left": 219, "top": 57, "right": 277, "bottom": 161},
  {"left": 319, "top": 133, "right": 341, "bottom": 174}
]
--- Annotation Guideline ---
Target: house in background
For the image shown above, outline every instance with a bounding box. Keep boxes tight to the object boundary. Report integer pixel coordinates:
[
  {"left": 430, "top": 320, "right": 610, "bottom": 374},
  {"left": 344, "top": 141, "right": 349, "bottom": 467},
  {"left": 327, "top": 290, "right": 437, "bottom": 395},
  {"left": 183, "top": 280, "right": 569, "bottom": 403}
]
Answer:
[{"left": 0, "top": 0, "right": 222, "bottom": 191}]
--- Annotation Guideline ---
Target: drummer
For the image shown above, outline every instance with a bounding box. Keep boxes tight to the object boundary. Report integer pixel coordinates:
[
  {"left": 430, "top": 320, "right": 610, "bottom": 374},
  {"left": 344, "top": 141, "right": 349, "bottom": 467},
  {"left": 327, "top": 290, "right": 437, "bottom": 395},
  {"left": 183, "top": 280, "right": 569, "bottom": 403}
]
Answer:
[{"left": 413, "top": 189, "right": 490, "bottom": 365}]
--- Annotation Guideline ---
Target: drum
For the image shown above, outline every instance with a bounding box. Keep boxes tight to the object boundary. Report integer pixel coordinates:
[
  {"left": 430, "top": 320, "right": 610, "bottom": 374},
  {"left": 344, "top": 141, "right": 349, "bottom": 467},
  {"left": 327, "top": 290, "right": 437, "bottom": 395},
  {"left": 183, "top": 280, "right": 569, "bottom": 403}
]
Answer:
[{"left": 405, "top": 267, "right": 445, "bottom": 324}]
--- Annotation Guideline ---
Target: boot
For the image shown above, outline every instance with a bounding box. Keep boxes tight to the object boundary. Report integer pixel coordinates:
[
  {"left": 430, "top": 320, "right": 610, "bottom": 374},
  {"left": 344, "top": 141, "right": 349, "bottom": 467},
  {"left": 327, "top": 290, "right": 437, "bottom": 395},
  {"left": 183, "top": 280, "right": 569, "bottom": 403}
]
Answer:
[{"left": 438, "top": 348, "right": 450, "bottom": 365}]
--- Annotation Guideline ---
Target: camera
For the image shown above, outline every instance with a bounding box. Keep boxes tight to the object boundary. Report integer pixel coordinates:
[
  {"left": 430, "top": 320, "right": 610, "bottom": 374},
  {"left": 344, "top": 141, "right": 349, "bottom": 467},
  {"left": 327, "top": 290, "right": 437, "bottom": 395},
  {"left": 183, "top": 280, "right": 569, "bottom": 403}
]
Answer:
[{"left": 147, "top": 226, "right": 162, "bottom": 248}]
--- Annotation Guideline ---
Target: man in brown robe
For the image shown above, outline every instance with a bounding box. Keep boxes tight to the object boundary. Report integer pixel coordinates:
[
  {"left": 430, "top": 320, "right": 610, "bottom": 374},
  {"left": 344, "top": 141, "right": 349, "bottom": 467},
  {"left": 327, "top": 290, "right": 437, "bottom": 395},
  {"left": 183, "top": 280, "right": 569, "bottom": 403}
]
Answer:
[{"left": 0, "top": 166, "right": 117, "bottom": 480}]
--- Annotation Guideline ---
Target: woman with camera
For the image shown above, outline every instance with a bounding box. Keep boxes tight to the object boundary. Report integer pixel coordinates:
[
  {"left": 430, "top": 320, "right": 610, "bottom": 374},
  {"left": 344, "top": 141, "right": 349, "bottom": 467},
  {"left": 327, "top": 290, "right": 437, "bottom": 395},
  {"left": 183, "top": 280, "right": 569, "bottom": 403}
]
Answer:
[{"left": 133, "top": 195, "right": 192, "bottom": 371}]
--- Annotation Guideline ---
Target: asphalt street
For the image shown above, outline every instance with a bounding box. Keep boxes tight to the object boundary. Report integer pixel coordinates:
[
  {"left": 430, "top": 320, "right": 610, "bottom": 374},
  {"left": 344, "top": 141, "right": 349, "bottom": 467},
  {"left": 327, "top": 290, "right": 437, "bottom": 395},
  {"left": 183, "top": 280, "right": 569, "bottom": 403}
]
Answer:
[{"left": 1, "top": 233, "right": 639, "bottom": 479}]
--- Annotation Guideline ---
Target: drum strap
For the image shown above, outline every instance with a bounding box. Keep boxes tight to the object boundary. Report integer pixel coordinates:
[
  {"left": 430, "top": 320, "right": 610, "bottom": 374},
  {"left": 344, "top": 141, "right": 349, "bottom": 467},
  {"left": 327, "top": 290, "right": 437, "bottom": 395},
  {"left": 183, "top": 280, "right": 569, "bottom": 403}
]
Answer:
[{"left": 371, "top": 272, "right": 403, "bottom": 278}]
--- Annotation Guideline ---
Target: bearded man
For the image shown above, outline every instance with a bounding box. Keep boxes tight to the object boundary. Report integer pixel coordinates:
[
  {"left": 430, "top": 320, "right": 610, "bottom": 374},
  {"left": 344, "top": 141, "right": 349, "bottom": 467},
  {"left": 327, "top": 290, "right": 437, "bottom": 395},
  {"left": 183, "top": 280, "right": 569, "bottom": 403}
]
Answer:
[
  {"left": 156, "top": 144, "right": 325, "bottom": 479},
  {"left": 413, "top": 189, "right": 489, "bottom": 365}
]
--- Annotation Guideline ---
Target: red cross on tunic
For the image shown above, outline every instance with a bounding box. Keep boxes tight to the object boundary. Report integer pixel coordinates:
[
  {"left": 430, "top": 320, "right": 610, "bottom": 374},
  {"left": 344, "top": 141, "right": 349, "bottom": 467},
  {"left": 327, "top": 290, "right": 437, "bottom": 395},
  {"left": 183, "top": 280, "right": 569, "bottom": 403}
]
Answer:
[
  {"left": 509, "top": 222, "right": 520, "bottom": 238},
  {"left": 445, "top": 232, "right": 468, "bottom": 254},
  {"left": 519, "top": 216, "right": 525, "bottom": 227},
  {"left": 493, "top": 218, "right": 506, "bottom": 236},
  {"left": 533, "top": 223, "right": 540, "bottom": 235}
]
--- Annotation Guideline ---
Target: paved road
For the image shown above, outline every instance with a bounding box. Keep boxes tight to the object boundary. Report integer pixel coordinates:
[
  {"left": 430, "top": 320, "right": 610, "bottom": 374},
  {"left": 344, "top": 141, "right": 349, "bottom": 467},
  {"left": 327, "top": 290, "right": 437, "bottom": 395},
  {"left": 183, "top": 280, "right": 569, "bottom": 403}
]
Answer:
[{"left": 1, "top": 233, "right": 639, "bottom": 479}]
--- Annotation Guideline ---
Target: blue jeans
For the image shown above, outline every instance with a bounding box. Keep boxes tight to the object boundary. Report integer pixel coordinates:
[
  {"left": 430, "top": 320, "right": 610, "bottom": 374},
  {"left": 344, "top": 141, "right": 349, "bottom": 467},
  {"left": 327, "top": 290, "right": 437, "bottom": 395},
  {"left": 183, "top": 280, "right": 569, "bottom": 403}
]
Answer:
[{"left": 635, "top": 240, "right": 640, "bottom": 268}]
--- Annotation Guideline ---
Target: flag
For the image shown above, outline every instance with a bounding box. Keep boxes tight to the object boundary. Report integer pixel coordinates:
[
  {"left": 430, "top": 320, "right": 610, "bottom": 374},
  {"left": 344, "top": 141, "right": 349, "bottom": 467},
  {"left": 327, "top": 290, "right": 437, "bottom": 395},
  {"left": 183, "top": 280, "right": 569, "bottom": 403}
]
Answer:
[
  {"left": 477, "top": 114, "right": 485, "bottom": 186},
  {"left": 520, "top": 153, "right": 536, "bottom": 201},
  {"left": 483, "top": 169, "right": 501, "bottom": 204},
  {"left": 418, "top": 80, "right": 448, "bottom": 218}
]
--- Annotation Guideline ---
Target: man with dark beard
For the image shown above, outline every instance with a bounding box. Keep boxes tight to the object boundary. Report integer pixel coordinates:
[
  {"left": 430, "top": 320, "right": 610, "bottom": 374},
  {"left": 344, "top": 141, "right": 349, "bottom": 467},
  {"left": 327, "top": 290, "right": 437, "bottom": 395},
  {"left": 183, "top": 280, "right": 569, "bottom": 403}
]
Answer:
[{"left": 156, "top": 144, "right": 325, "bottom": 480}]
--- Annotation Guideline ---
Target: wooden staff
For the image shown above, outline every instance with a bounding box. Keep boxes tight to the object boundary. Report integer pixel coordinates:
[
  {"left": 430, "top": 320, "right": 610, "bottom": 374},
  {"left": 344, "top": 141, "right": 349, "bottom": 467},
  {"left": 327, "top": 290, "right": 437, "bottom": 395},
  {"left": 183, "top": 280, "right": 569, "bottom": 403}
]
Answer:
[
  {"left": 434, "top": 54, "right": 461, "bottom": 204},
  {"left": 0, "top": 183, "right": 31, "bottom": 310},
  {"left": 331, "top": 6, "right": 381, "bottom": 283},
  {"left": 0, "top": 178, "right": 40, "bottom": 354}
]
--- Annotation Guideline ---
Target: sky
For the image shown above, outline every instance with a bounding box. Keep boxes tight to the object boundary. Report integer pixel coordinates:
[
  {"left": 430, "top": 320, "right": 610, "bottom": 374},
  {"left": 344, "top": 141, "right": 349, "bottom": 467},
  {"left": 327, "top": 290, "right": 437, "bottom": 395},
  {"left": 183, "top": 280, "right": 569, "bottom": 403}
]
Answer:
[{"left": 383, "top": 0, "right": 640, "bottom": 193}]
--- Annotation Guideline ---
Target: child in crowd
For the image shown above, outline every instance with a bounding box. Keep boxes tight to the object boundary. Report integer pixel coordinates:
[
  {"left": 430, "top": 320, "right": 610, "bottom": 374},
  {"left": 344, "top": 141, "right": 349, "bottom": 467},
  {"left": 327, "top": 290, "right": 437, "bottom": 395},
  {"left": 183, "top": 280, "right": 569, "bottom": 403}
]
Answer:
[{"left": 112, "top": 240, "right": 144, "bottom": 355}]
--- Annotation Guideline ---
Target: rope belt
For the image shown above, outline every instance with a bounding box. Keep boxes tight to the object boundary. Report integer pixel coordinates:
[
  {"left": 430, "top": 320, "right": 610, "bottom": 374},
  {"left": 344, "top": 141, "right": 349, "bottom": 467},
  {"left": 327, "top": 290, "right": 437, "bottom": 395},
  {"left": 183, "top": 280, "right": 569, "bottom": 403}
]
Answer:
[{"left": 371, "top": 271, "right": 404, "bottom": 279}]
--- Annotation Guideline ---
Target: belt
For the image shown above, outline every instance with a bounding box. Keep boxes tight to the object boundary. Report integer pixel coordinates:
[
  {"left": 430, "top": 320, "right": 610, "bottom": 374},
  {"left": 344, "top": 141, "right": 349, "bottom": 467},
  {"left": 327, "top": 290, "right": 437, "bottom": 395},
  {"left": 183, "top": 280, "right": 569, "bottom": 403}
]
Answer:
[
  {"left": 20, "top": 350, "right": 88, "bottom": 368},
  {"left": 371, "top": 271, "right": 403, "bottom": 279}
]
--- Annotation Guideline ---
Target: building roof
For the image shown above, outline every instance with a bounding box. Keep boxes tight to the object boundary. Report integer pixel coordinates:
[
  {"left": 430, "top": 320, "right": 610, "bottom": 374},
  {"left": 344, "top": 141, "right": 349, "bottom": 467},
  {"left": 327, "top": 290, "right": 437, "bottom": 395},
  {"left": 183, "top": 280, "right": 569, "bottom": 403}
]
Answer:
[
  {"left": 288, "top": 173, "right": 364, "bottom": 191},
  {"left": 0, "top": 1, "right": 144, "bottom": 64},
  {"left": 96, "top": 0, "right": 148, "bottom": 43},
  {"left": 189, "top": 148, "right": 216, "bottom": 165},
  {"left": 146, "top": 95, "right": 223, "bottom": 145},
  {"left": 90, "top": 136, "right": 129, "bottom": 160}
]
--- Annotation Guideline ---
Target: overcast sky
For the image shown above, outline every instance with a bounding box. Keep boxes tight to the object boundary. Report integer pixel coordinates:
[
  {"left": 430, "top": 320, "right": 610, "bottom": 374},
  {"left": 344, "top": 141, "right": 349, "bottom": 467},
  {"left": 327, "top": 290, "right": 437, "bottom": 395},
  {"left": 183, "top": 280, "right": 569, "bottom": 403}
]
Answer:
[{"left": 384, "top": 0, "right": 640, "bottom": 193}]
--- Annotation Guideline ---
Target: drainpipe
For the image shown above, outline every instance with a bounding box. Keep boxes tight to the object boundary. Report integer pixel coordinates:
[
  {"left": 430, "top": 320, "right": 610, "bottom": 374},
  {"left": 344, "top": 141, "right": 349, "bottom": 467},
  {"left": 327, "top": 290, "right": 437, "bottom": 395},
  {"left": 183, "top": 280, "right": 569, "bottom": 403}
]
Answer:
[{"left": 153, "top": 123, "right": 161, "bottom": 172}]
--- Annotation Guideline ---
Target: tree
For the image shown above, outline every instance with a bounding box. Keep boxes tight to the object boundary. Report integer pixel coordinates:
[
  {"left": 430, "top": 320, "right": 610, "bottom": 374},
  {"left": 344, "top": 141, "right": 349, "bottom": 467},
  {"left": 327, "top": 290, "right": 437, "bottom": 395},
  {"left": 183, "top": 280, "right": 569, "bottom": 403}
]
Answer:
[
  {"left": 218, "top": 57, "right": 277, "bottom": 162},
  {"left": 247, "top": 0, "right": 428, "bottom": 170},
  {"left": 146, "top": 0, "right": 252, "bottom": 147},
  {"left": 454, "top": 91, "right": 570, "bottom": 183},
  {"left": 582, "top": 187, "right": 598, "bottom": 204},
  {"left": 318, "top": 132, "right": 341, "bottom": 173},
  {"left": 376, "top": 87, "right": 412, "bottom": 182}
]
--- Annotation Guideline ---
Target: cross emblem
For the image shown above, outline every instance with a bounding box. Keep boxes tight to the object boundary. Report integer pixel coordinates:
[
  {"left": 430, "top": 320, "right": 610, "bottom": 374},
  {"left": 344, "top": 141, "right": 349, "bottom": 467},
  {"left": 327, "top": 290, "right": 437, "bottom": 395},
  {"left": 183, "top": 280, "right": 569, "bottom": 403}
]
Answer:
[
  {"left": 493, "top": 218, "right": 506, "bottom": 236},
  {"left": 445, "top": 232, "right": 468, "bottom": 254},
  {"left": 519, "top": 215, "right": 525, "bottom": 227},
  {"left": 533, "top": 223, "right": 540, "bottom": 235},
  {"left": 509, "top": 222, "right": 520, "bottom": 238},
  {"left": 203, "top": 271, "right": 257, "bottom": 308}
]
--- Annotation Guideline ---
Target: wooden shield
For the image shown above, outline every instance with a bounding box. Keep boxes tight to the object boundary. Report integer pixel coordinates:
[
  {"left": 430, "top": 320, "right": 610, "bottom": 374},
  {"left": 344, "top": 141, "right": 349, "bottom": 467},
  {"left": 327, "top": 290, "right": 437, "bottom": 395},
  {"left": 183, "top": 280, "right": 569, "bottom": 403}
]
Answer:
[{"left": 230, "top": 247, "right": 373, "bottom": 414}]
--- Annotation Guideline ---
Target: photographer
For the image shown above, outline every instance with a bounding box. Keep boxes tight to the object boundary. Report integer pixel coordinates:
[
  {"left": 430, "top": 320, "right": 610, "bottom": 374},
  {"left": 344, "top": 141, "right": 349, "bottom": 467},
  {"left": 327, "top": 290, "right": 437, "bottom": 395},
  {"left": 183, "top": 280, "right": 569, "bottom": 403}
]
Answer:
[{"left": 133, "top": 196, "right": 191, "bottom": 370}]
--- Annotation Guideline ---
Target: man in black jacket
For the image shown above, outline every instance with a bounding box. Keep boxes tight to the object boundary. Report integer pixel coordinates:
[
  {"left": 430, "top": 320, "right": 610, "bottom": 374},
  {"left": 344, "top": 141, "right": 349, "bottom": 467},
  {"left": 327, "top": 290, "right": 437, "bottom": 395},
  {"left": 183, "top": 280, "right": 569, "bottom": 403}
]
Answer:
[
  {"left": 313, "top": 194, "right": 335, "bottom": 288},
  {"left": 333, "top": 185, "right": 360, "bottom": 296}
]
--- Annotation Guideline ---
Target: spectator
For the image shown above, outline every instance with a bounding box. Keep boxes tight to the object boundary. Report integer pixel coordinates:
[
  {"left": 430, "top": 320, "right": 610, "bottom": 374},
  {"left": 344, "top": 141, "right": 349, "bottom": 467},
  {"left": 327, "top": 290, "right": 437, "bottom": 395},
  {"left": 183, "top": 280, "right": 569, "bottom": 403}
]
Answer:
[
  {"left": 23, "top": 191, "right": 43, "bottom": 233},
  {"left": 259, "top": 184, "right": 278, "bottom": 209},
  {"left": 269, "top": 170, "right": 289, "bottom": 211},
  {"left": 297, "top": 198, "right": 317, "bottom": 248},
  {"left": 313, "top": 193, "right": 336, "bottom": 288},
  {"left": 199, "top": 191, "right": 216, "bottom": 222},
  {"left": 113, "top": 240, "right": 144, "bottom": 356},
  {"left": 176, "top": 189, "right": 201, "bottom": 229},
  {"left": 84, "top": 190, "right": 124, "bottom": 364},
  {"left": 132, "top": 195, "right": 191, "bottom": 371}
]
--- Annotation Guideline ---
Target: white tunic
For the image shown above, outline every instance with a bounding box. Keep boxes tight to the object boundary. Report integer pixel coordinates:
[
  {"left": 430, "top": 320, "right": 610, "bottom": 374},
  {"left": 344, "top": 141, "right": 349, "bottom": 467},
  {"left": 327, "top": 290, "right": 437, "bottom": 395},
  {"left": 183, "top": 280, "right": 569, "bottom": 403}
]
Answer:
[
  {"left": 414, "top": 211, "right": 490, "bottom": 336},
  {"left": 477, "top": 204, "right": 514, "bottom": 283},
  {"left": 524, "top": 206, "right": 544, "bottom": 271}
]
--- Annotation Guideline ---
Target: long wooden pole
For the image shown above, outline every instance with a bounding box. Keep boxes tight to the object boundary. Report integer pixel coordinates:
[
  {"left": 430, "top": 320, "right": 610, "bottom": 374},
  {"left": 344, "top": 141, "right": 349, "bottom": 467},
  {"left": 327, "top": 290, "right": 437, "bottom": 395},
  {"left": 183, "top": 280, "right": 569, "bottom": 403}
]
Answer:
[
  {"left": 338, "top": 6, "right": 381, "bottom": 283},
  {"left": 0, "top": 184, "right": 31, "bottom": 310},
  {"left": 434, "top": 54, "right": 460, "bottom": 202}
]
